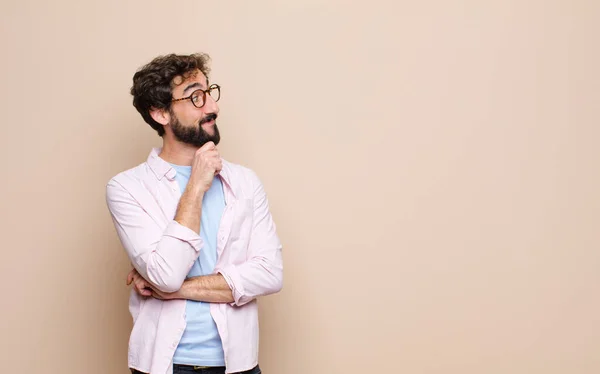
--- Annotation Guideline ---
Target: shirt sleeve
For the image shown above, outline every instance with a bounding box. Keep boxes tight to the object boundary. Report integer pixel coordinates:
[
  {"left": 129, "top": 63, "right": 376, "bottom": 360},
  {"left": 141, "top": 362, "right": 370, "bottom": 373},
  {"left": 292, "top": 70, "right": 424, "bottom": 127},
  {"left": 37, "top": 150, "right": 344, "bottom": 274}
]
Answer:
[
  {"left": 217, "top": 170, "right": 283, "bottom": 306},
  {"left": 106, "top": 178, "right": 203, "bottom": 293}
]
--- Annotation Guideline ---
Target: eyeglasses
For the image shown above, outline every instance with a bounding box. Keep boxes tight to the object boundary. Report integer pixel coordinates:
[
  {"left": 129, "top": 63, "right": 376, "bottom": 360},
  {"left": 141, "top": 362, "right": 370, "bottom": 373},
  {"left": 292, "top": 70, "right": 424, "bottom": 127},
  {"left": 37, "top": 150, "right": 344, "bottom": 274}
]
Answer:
[{"left": 171, "top": 84, "right": 221, "bottom": 108}]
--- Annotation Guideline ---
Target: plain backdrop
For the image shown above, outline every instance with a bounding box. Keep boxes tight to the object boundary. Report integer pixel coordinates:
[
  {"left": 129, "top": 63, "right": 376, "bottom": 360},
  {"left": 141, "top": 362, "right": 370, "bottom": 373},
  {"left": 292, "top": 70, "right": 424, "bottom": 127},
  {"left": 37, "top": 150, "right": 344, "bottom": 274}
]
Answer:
[{"left": 1, "top": 1, "right": 599, "bottom": 373}]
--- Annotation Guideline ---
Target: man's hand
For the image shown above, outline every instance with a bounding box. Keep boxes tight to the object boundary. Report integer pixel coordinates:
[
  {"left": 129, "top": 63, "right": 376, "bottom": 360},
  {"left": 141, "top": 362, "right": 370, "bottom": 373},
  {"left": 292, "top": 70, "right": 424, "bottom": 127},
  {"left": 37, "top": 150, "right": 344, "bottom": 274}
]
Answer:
[
  {"left": 126, "top": 268, "right": 152, "bottom": 297},
  {"left": 189, "top": 141, "right": 222, "bottom": 193}
]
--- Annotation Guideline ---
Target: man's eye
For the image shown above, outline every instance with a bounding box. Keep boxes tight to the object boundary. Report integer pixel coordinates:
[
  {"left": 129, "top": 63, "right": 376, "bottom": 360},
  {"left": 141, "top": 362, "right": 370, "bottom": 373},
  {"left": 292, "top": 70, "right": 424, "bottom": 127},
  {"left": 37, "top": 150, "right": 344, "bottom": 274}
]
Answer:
[{"left": 191, "top": 95, "right": 200, "bottom": 103}]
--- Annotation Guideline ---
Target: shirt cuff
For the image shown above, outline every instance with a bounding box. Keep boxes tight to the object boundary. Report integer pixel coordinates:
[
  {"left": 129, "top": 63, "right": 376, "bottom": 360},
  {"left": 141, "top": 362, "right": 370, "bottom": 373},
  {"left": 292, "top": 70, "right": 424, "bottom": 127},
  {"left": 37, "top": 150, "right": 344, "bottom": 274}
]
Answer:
[
  {"left": 217, "top": 265, "right": 245, "bottom": 306},
  {"left": 163, "top": 220, "right": 203, "bottom": 253}
]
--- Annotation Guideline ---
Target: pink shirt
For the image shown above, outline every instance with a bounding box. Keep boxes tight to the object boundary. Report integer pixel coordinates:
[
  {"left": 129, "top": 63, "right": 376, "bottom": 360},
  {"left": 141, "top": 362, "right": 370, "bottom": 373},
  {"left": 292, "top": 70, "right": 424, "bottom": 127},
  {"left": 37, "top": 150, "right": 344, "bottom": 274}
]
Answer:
[{"left": 105, "top": 148, "right": 283, "bottom": 374}]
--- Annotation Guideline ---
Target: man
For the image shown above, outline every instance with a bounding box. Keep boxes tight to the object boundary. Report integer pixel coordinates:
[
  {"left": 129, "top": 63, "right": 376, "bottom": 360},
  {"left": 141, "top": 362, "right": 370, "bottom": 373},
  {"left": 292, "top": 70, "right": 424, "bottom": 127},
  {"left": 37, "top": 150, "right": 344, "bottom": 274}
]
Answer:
[{"left": 105, "top": 53, "right": 283, "bottom": 374}]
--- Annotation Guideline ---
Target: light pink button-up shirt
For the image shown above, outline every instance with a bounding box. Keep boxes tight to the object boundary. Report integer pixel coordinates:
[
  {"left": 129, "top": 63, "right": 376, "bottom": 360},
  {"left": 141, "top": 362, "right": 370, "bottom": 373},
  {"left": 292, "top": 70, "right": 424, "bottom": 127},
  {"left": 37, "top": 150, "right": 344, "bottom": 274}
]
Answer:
[{"left": 105, "top": 148, "right": 283, "bottom": 374}]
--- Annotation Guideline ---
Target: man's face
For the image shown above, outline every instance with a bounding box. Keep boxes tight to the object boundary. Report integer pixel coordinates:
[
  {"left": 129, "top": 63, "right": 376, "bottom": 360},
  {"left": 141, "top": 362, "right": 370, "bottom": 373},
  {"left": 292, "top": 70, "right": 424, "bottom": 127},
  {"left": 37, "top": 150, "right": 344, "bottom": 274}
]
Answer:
[{"left": 168, "top": 70, "right": 220, "bottom": 147}]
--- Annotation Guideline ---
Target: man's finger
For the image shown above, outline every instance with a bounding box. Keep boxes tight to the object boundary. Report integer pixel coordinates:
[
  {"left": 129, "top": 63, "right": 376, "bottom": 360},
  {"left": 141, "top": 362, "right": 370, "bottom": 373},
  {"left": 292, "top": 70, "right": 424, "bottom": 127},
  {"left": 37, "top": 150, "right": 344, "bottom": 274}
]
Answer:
[
  {"left": 135, "top": 282, "right": 143, "bottom": 293},
  {"left": 132, "top": 272, "right": 145, "bottom": 286},
  {"left": 198, "top": 141, "right": 215, "bottom": 153},
  {"left": 135, "top": 281, "right": 152, "bottom": 296},
  {"left": 151, "top": 290, "right": 163, "bottom": 300},
  {"left": 126, "top": 269, "right": 135, "bottom": 285}
]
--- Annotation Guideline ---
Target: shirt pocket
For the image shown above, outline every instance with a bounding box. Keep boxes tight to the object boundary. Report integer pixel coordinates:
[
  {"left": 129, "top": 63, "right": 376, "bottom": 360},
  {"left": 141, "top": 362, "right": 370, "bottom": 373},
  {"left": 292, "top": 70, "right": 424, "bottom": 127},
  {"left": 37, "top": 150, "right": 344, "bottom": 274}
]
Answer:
[{"left": 226, "top": 198, "right": 254, "bottom": 252}]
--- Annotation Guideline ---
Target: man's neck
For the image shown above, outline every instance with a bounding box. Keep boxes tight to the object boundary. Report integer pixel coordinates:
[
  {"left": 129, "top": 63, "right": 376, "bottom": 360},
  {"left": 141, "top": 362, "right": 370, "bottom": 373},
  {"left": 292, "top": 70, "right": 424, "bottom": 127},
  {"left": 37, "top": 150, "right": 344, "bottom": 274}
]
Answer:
[{"left": 158, "top": 139, "right": 198, "bottom": 166}]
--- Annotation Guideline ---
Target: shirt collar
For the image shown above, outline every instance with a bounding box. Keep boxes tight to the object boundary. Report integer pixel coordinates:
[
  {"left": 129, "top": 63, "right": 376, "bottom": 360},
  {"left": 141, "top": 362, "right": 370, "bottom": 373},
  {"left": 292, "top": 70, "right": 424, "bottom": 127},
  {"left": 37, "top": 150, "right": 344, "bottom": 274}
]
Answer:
[
  {"left": 147, "top": 148, "right": 176, "bottom": 181},
  {"left": 146, "top": 147, "right": 235, "bottom": 197}
]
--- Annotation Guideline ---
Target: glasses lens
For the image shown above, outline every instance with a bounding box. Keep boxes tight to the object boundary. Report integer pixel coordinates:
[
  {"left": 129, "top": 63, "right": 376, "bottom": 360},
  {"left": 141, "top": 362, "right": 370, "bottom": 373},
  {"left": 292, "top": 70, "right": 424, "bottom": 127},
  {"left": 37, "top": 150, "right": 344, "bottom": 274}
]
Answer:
[
  {"left": 190, "top": 90, "right": 205, "bottom": 108},
  {"left": 209, "top": 85, "right": 221, "bottom": 102}
]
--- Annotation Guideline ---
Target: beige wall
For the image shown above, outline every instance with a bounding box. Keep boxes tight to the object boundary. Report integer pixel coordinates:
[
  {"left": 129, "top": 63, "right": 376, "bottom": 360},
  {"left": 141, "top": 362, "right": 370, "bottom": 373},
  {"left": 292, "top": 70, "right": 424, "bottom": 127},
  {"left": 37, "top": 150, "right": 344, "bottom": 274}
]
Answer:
[{"left": 1, "top": 1, "right": 599, "bottom": 373}]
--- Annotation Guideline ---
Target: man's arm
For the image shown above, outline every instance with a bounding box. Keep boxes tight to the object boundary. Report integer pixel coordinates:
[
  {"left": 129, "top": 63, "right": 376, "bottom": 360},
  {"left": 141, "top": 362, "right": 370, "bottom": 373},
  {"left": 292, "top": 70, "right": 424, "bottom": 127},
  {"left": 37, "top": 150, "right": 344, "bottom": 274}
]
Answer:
[
  {"left": 173, "top": 141, "right": 222, "bottom": 235},
  {"left": 108, "top": 142, "right": 221, "bottom": 293},
  {"left": 127, "top": 268, "right": 233, "bottom": 303},
  {"left": 215, "top": 170, "right": 284, "bottom": 307},
  {"left": 154, "top": 274, "right": 234, "bottom": 303},
  {"left": 127, "top": 170, "right": 282, "bottom": 305},
  {"left": 107, "top": 180, "right": 203, "bottom": 293}
]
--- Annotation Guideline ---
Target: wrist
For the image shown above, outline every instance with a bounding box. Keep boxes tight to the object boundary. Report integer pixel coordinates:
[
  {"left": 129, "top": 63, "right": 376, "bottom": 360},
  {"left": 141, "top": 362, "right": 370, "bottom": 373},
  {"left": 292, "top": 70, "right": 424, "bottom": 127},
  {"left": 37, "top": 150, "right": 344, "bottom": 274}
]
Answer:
[
  {"left": 185, "top": 181, "right": 208, "bottom": 197},
  {"left": 178, "top": 280, "right": 192, "bottom": 299}
]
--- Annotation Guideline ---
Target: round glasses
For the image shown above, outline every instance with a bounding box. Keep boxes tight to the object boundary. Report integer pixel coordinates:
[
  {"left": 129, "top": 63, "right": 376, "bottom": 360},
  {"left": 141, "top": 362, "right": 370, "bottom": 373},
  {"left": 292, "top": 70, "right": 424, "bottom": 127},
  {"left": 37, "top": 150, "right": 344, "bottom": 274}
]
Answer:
[{"left": 171, "top": 84, "right": 221, "bottom": 108}]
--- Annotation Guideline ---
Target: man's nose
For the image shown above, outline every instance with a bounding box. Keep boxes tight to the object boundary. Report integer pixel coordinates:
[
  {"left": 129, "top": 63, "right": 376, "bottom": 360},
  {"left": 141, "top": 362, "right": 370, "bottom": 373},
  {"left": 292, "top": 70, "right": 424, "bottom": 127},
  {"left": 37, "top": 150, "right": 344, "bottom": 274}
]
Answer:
[{"left": 203, "top": 94, "right": 219, "bottom": 114}]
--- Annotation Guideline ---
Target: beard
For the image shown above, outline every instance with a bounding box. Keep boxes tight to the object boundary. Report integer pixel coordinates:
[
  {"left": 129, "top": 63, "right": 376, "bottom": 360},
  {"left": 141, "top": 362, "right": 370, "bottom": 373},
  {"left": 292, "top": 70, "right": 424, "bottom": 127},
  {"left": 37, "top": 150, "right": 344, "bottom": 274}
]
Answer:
[{"left": 170, "top": 112, "right": 221, "bottom": 147}]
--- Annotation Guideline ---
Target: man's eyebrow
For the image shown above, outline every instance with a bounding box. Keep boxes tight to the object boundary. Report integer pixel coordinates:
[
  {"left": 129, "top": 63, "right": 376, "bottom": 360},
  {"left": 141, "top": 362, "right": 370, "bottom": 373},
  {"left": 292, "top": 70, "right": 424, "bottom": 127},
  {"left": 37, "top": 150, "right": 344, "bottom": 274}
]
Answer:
[{"left": 182, "top": 82, "right": 204, "bottom": 96}]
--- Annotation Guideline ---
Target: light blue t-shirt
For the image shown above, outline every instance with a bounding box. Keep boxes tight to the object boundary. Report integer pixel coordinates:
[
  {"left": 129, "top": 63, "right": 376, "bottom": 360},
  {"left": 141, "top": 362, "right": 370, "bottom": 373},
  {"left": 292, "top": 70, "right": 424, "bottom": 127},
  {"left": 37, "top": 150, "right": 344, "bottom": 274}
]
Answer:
[{"left": 170, "top": 164, "right": 226, "bottom": 366}]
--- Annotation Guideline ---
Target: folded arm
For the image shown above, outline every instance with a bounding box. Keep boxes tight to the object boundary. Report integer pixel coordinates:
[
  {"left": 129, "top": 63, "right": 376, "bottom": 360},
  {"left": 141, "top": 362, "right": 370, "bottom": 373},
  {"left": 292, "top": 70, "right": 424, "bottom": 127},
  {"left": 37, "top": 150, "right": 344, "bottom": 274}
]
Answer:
[
  {"left": 147, "top": 273, "right": 234, "bottom": 303},
  {"left": 127, "top": 171, "right": 283, "bottom": 306},
  {"left": 106, "top": 177, "right": 205, "bottom": 293}
]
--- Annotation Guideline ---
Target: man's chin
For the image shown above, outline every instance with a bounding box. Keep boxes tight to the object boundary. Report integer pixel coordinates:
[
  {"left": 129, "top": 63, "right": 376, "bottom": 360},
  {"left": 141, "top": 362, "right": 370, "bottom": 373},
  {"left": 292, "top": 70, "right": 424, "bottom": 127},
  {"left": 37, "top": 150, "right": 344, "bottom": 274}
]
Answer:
[
  {"left": 209, "top": 136, "right": 220, "bottom": 146},
  {"left": 205, "top": 125, "right": 220, "bottom": 145},
  {"left": 199, "top": 135, "right": 220, "bottom": 147}
]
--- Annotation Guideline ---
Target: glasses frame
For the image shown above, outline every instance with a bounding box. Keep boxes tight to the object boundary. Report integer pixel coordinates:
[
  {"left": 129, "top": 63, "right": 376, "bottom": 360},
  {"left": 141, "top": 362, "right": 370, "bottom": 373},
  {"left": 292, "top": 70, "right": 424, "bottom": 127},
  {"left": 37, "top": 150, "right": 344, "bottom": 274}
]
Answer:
[{"left": 171, "top": 83, "right": 221, "bottom": 108}]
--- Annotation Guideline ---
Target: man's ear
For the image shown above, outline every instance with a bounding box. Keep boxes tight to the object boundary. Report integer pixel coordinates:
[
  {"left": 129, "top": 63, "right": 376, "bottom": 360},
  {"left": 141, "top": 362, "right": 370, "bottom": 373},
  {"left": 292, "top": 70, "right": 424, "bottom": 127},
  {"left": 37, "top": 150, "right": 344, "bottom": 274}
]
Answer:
[{"left": 149, "top": 107, "right": 171, "bottom": 126}]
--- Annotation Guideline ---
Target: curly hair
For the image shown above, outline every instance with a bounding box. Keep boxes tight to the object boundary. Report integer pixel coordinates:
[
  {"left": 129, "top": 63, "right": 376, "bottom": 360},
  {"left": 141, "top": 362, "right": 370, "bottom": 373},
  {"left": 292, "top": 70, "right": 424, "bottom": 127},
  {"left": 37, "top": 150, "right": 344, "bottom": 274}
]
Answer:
[{"left": 130, "top": 53, "right": 211, "bottom": 136}]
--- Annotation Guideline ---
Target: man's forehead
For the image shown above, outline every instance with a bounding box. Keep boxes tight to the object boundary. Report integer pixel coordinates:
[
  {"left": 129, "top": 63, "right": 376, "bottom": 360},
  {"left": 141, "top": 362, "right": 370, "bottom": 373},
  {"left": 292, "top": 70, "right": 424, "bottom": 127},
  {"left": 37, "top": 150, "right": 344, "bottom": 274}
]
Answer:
[{"left": 172, "top": 69, "right": 207, "bottom": 88}]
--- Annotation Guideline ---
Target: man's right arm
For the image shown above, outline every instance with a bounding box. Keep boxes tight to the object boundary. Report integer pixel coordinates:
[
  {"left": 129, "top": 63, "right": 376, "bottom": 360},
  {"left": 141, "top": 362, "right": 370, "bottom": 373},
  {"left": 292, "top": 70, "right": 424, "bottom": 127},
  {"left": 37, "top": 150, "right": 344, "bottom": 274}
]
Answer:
[
  {"left": 107, "top": 142, "right": 221, "bottom": 293},
  {"left": 173, "top": 176, "right": 205, "bottom": 234},
  {"left": 106, "top": 179, "right": 203, "bottom": 293}
]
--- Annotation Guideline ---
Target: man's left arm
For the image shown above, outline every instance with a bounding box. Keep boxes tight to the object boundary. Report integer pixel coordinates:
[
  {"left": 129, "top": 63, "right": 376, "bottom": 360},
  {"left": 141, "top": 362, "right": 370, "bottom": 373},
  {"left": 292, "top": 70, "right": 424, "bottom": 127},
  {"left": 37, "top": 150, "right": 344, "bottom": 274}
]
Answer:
[
  {"left": 215, "top": 170, "right": 283, "bottom": 306},
  {"left": 149, "top": 273, "right": 235, "bottom": 303},
  {"left": 141, "top": 171, "right": 283, "bottom": 305}
]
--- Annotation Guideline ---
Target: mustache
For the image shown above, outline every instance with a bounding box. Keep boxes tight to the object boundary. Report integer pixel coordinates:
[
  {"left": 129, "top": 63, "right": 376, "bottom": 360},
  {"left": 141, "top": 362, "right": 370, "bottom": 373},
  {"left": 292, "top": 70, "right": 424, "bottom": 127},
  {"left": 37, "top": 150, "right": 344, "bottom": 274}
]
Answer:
[{"left": 199, "top": 113, "right": 218, "bottom": 126}]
